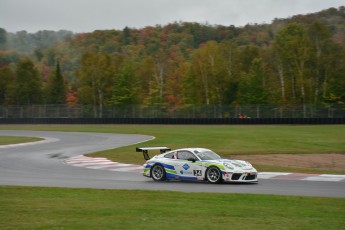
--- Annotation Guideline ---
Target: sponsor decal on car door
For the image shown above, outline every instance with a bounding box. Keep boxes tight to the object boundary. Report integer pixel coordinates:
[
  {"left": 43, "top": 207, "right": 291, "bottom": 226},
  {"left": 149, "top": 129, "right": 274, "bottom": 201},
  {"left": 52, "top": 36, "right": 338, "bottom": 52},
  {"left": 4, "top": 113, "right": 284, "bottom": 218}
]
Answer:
[{"left": 173, "top": 151, "right": 203, "bottom": 179}]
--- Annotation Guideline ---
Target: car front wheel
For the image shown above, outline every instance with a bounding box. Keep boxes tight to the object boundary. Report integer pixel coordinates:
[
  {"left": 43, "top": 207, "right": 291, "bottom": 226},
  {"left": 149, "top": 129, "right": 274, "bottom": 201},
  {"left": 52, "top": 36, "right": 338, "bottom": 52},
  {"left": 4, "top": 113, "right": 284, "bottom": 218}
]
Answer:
[
  {"left": 151, "top": 164, "right": 166, "bottom": 181},
  {"left": 206, "top": 166, "right": 223, "bottom": 183}
]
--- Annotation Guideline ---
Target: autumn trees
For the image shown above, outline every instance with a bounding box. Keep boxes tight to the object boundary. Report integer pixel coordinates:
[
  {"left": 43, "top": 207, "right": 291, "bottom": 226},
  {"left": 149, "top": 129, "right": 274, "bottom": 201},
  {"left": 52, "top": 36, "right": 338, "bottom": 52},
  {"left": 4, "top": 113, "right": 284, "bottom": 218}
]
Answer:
[
  {"left": 0, "top": 7, "right": 344, "bottom": 117},
  {"left": 77, "top": 53, "right": 115, "bottom": 117},
  {"left": 273, "top": 22, "right": 344, "bottom": 107}
]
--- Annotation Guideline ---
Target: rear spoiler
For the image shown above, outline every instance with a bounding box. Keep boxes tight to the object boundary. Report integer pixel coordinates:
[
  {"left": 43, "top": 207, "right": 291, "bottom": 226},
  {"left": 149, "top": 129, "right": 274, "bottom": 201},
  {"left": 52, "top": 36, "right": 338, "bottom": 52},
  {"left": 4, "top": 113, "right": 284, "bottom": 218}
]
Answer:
[{"left": 136, "top": 147, "right": 171, "bottom": 160}]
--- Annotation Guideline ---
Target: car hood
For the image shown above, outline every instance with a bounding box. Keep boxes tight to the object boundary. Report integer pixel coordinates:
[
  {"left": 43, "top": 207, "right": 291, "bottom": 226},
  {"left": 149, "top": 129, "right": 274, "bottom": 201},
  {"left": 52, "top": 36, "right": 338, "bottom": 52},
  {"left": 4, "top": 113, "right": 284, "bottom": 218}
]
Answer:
[{"left": 206, "top": 159, "right": 254, "bottom": 170}]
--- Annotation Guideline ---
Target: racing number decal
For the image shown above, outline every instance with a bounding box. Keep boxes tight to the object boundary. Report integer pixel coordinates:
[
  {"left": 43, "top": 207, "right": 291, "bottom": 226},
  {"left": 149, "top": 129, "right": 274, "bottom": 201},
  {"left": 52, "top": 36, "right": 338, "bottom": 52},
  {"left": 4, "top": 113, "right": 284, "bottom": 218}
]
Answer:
[{"left": 193, "top": 170, "right": 202, "bottom": 176}]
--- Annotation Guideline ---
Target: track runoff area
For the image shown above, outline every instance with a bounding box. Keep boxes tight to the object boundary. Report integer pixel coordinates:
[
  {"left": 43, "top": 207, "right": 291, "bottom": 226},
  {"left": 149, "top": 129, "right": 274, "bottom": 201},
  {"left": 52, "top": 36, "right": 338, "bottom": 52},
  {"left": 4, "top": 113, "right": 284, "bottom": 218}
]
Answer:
[{"left": 65, "top": 155, "right": 345, "bottom": 182}]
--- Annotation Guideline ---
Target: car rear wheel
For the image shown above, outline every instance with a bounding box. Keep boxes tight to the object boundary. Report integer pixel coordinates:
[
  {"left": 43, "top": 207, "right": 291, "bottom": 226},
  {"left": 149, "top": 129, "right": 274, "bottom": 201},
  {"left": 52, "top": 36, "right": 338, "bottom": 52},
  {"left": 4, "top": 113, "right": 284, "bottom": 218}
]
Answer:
[
  {"left": 151, "top": 164, "right": 166, "bottom": 181},
  {"left": 206, "top": 166, "right": 222, "bottom": 183}
]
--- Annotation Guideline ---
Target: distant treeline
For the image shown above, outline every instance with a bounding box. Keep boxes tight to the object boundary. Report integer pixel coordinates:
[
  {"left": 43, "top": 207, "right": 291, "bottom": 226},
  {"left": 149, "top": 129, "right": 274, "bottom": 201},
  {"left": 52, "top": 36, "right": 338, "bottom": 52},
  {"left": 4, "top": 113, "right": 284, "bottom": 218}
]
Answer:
[{"left": 0, "top": 6, "right": 344, "bottom": 114}]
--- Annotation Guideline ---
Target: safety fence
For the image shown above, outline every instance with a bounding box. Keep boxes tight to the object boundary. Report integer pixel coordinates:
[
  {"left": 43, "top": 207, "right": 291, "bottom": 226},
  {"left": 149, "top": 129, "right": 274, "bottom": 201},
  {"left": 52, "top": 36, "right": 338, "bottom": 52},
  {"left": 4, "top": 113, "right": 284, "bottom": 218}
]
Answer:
[
  {"left": 1, "top": 117, "right": 344, "bottom": 124},
  {"left": 0, "top": 104, "right": 344, "bottom": 119}
]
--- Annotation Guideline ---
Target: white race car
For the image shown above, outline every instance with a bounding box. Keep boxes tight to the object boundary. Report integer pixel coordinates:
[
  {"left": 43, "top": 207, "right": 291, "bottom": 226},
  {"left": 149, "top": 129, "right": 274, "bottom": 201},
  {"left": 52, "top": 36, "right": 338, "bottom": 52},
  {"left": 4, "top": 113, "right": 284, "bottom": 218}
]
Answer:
[{"left": 137, "top": 147, "right": 258, "bottom": 183}]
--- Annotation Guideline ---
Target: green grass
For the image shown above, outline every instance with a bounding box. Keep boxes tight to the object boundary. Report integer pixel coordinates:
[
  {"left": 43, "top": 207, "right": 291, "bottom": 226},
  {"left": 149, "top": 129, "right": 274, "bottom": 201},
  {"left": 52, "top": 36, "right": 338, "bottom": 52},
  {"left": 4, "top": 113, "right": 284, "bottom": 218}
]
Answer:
[
  {"left": 0, "top": 136, "right": 43, "bottom": 145},
  {"left": 83, "top": 124, "right": 345, "bottom": 159},
  {"left": 1, "top": 125, "right": 344, "bottom": 229},
  {"left": 0, "top": 186, "right": 344, "bottom": 230},
  {"left": 1, "top": 124, "right": 345, "bottom": 174}
]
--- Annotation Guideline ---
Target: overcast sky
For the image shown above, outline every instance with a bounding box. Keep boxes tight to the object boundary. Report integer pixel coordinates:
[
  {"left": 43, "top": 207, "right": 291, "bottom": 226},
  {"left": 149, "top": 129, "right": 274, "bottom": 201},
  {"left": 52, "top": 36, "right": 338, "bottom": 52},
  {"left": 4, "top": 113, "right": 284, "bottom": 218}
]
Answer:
[{"left": 1, "top": 0, "right": 344, "bottom": 33}]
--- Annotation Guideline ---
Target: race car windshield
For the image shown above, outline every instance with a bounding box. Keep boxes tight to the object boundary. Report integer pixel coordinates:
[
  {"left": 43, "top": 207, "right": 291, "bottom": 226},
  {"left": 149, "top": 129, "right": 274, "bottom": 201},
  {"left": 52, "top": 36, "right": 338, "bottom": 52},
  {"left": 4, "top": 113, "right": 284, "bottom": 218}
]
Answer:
[{"left": 196, "top": 150, "right": 221, "bottom": 160}]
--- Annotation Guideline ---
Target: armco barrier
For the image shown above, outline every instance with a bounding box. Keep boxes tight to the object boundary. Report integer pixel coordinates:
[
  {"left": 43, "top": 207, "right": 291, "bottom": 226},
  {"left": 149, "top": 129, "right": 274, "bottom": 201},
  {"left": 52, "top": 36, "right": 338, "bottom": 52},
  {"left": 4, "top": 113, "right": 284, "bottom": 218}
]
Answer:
[{"left": 0, "top": 117, "right": 344, "bottom": 124}]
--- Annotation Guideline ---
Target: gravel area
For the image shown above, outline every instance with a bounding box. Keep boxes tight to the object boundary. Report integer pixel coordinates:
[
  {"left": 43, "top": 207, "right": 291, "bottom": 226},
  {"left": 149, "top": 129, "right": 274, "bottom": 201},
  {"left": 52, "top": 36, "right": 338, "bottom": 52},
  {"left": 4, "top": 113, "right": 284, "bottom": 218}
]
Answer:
[{"left": 232, "top": 154, "right": 345, "bottom": 172}]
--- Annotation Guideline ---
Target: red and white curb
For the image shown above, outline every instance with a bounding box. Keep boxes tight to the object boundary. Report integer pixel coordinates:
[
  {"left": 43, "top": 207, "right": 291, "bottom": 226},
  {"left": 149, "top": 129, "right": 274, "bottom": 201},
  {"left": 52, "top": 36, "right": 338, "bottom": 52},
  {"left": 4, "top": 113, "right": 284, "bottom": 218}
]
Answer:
[
  {"left": 64, "top": 155, "right": 143, "bottom": 172},
  {"left": 64, "top": 156, "right": 345, "bottom": 182}
]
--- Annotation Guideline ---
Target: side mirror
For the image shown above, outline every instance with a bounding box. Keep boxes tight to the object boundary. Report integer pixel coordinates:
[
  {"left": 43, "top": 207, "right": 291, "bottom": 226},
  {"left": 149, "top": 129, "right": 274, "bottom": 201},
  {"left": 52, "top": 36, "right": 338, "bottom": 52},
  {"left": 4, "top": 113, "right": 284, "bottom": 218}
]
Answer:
[{"left": 187, "top": 158, "right": 196, "bottom": 162}]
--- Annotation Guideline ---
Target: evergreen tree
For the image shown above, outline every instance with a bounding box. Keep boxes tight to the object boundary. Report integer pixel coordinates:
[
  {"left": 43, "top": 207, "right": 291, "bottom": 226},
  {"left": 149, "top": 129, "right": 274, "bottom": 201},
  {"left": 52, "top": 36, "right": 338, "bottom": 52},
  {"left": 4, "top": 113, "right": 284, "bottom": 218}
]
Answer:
[
  {"left": 122, "top": 26, "right": 131, "bottom": 45},
  {"left": 0, "top": 28, "right": 6, "bottom": 50},
  {"left": 0, "top": 66, "right": 13, "bottom": 104},
  {"left": 46, "top": 61, "right": 66, "bottom": 104},
  {"left": 238, "top": 58, "right": 269, "bottom": 104},
  {"left": 110, "top": 61, "right": 139, "bottom": 105},
  {"left": 11, "top": 58, "right": 43, "bottom": 105}
]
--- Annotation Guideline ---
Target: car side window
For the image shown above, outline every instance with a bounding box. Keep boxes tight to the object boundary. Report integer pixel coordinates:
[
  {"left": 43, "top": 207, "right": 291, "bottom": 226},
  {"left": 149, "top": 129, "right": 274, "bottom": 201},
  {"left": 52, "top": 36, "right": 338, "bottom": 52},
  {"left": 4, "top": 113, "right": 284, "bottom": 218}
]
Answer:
[
  {"left": 164, "top": 152, "right": 175, "bottom": 158},
  {"left": 177, "top": 151, "right": 197, "bottom": 161}
]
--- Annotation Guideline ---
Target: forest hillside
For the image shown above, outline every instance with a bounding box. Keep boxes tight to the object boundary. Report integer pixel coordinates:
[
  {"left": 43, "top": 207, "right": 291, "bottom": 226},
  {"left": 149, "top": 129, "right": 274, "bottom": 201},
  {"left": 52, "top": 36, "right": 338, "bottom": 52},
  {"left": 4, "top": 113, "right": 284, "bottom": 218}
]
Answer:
[{"left": 0, "top": 6, "right": 344, "bottom": 113}]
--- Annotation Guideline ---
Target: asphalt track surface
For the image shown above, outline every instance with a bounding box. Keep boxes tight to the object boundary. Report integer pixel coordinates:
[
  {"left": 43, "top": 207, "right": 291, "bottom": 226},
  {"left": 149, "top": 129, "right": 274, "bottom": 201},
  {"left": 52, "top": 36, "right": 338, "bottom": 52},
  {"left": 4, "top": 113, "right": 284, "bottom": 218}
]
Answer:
[{"left": 0, "top": 130, "right": 344, "bottom": 198}]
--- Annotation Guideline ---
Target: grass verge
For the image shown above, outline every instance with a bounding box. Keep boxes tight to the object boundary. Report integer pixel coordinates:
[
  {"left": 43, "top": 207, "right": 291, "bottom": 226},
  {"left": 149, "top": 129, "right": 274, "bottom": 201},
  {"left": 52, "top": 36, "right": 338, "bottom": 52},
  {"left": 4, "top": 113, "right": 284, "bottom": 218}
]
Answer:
[
  {"left": 1, "top": 124, "right": 345, "bottom": 174},
  {"left": 0, "top": 136, "right": 43, "bottom": 145},
  {"left": 0, "top": 186, "right": 344, "bottom": 230}
]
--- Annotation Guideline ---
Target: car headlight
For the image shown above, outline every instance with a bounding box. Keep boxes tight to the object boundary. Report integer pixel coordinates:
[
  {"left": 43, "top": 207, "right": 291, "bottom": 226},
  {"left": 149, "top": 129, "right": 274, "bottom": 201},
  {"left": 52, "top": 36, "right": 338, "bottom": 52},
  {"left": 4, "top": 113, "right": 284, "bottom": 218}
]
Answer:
[
  {"left": 242, "top": 161, "right": 253, "bottom": 170},
  {"left": 245, "top": 161, "right": 253, "bottom": 168},
  {"left": 224, "top": 162, "right": 234, "bottom": 170}
]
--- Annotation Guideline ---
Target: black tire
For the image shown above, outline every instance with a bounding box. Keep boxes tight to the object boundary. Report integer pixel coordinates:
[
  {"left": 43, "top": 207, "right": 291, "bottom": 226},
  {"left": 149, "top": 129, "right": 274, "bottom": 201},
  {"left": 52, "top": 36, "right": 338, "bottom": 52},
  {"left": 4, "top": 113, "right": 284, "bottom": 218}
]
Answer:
[
  {"left": 206, "top": 166, "right": 223, "bottom": 184},
  {"left": 151, "top": 164, "right": 166, "bottom": 181}
]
